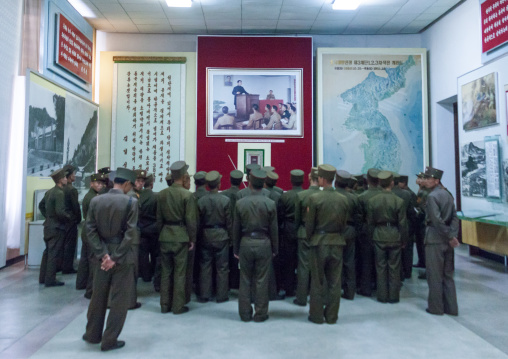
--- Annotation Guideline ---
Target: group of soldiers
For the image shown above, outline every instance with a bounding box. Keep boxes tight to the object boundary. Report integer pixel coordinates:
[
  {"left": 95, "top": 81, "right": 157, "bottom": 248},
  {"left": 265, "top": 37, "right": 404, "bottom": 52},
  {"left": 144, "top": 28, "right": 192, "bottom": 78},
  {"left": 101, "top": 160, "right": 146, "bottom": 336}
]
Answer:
[{"left": 39, "top": 160, "right": 459, "bottom": 351}]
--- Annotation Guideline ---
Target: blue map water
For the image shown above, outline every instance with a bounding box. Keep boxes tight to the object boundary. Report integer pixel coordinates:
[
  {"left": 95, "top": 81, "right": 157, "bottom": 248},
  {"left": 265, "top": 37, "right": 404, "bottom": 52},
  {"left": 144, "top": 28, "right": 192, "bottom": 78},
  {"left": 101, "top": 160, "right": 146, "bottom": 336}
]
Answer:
[{"left": 337, "top": 56, "right": 423, "bottom": 174}]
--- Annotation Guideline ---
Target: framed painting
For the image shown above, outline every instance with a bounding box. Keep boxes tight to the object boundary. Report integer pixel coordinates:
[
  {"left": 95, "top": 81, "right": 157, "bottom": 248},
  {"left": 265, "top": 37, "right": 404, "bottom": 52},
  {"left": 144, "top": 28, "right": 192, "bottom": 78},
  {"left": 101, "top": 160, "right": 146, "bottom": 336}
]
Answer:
[
  {"left": 206, "top": 68, "right": 303, "bottom": 137},
  {"left": 316, "top": 48, "right": 429, "bottom": 188},
  {"left": 244, "top": 149, "right": 265, "bottom": 173},
  {"left": 461, "top": 72, "right": 498, "bottom": 131}
]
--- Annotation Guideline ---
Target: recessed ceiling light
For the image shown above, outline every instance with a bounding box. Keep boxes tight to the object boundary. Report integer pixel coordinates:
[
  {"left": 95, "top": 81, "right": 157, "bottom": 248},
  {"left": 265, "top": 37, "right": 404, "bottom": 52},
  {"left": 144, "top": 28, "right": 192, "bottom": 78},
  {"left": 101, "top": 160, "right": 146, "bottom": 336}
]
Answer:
[
  {"left": 166, "top": 0, "right": 192, "bottom": 7},
  {"left": 68, "top": 0, "right": 96, "bottom": 18},
  {"left": 332, "top": 0, "right": 361, "bottom": 10}
]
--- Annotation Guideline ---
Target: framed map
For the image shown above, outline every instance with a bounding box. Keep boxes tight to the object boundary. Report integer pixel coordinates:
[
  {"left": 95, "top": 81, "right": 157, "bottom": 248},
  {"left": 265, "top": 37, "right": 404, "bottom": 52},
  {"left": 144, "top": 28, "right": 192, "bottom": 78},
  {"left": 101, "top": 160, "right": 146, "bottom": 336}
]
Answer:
[{"left": 316, "top": 48, "right": 428, "bottom": 189}]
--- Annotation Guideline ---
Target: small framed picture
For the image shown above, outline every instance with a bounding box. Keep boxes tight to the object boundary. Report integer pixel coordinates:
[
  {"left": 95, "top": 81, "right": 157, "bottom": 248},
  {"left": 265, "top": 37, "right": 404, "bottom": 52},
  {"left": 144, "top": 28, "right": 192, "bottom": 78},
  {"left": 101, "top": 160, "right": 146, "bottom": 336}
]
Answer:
[
  {"left": 224, "top": 75, "right": 233, "bottom": 86},
  {"left": 244, "top": 149, "right": 265, "bottom": 173}
]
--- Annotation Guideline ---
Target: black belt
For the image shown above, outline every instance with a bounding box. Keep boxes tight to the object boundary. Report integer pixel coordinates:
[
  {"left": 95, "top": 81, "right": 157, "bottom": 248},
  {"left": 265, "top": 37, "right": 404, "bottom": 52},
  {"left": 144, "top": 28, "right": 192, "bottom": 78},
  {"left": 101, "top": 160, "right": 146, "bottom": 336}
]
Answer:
[
  {"left": 242, "top": 231, "right": 268, "bottom": 238},
  {"left": 204, "top": 224, "right": 226, "bottom": 229},
  {"left": 376, "top": 222, "right": 397, "bottom": 227},
  {"left": 316, "top": 230, "right": 337, "bottom": 235},
  {"left": 164, "top": 220, "right": 184, "bottom": 226},
  {"left": 102, "top": 236, "right": 122, "bottom": 244}
]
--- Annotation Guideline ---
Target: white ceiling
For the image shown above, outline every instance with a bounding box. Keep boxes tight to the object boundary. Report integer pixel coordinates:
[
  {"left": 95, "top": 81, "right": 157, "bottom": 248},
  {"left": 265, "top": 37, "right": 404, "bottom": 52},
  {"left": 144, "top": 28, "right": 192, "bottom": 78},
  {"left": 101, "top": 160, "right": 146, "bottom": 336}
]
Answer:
[{"left": 77, "top": 0, "right": 463, "bottom": 35}]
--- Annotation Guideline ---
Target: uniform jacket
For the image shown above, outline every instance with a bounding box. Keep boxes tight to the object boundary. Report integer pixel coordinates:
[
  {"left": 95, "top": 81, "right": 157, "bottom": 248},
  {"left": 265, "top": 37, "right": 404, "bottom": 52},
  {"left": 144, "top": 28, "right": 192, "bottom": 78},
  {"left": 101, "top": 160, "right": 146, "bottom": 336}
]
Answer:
[
  {"left": 64, "top": 183, "right": 82, "bottom": 225},
  {"left": 138, "top": 189, "right": 158, "bottom": 237},
  {"left": 81, "top": 188, "right": 100, "bottom": 241},
  {"left": 424, "top": 186, "right": 459, "bottom": 244},
  {"left": 198, "top": 189, "right": 232, "bottom": 242},
  {"left": 157, "top": 183, "right": 198, "bottom": 244},
  {"left": 366, "top": 190, "right": 408, "bottom": 244},
  {"left": 39, "top": 186, "right": 72, "bottom": 236},
  {"left": 86, "top": 188, "right": 139, "bottom": 264},
  {"left": 295, "top": 185, "right": 321, "bottom": 239}
]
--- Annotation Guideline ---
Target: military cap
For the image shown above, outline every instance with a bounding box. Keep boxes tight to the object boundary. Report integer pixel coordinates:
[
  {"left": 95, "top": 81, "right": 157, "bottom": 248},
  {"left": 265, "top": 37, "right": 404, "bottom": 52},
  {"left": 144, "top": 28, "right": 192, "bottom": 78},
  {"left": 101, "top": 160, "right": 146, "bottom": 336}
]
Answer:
[
  {"left": 170, "top": 161, "right": 189, "bottom": 178},
  {"left": 116, "top": 167, "right": 136, "bottom": 184},
  {"left": 165, "top": 173, "right": 172, "bottom": 182},
  {"left": 265, "top": 171, "right": 279, "bottom": 186},
  {"left": 63, "top": 164, "right": 76, "bottom": 177},
  {"left": 416, "top": 172, "right": 425, "bottom": 179},
  {"left": 144, "top": 174, "right": 154, "bottom": 187},
  {"left": 354, "top": 174, "right": 365, "bottom": 185},
  {"left": 399, "top": 175, "right": 409, "bottom": 183},
  {"left": 290, "top": 169, "right": 305, "bottom": 183},
  {"left": 262, "top": 166, "right": 275, "bottom": 172},
  {"left": 90, "top": 172, "right": 106, "bottom": 182},
  {"left": 392, "top": 172, "right": 401, "bottom": 179},
  {"left": 245, "top": 163, "right": 261, "bottom": 174},
  {"left": 347, "top": 176, "right": 357, "bottom": 188},
  {"left": 335, "top": 169, "right": 351, "bottom": 186},
  {"left": 135, "top": 169, "right": 148, "bottom": 179},
  {"left": 378, "top": 170, "right": 394, "bottom": 187},
  {"left": 230, "top": 170, "right": 244, "bottom": 180},
  {"left": 423, "top": 166, "right": 443, "bottom": 180},
  {"left": 98, "top": 167, "right": 111, "bottom": 174},
  {"left": 367, "top": 168, "right": 380, "bottom": 180},
  {"left": 250, "top": 169, "right": 267, "bottom": 187},
  {"left": 50, "top": 168, "right": 67, "bottom": 183},
  {"left": 205, "top": 171, "right": 221, "bottom": 187},
  {"left": 318, "top": 164, "right": 336, "bottom": 181},
  {"left": 194, "top": 171, "right": 207, "bottom": 186},
  {"left": 310, "top": 167, "right": 319, "bottom": 180}
]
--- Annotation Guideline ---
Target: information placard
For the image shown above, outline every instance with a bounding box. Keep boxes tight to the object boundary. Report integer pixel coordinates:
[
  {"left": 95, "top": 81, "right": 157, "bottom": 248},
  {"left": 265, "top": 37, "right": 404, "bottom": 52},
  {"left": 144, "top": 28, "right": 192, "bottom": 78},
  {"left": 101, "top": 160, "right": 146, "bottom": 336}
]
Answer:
[{"left": 481, "top": 0, "right": 508, "bottom": 53}]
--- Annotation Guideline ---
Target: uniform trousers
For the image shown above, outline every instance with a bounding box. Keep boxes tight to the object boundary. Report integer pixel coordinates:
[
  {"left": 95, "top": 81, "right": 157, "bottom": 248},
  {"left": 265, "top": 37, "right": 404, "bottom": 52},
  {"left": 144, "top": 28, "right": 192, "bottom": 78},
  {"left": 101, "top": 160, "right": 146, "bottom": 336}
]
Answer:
[
  {"left": 373, "top": 242, "right": 401, "bottom": 303},
  {"left": 294, "top": 238, "right": 311, "bottom": 305},
  {"left": 62, "top": 224, "right": 78, "bottom": 272},
  {"left": 309, "top": 244, "right": 343, "bottom": 324},
  {"left": 39, "top": 229, "right": 65, "bottom": 285},
  {"left": 139, "top": 234, "right": 160, "bottom": 282},
  {"left": 84, "top": 261, "right": 133, "bottom": 350},
  {"left": 414, "top": 220, "right": 426, "bottom": 266},
  {"left": 160, "top": 241, "right": 188, "bottom": 313},
  {"left": 401, "top": 234, "right": 414, "bottom": 278},
  {"left": 278, "top": 224, "right": 298, "bottom": 295},
  {"left": 342, "top": 225, "right": 356, "bottom": 299},
  {"left": 425, "top": 242, "right": 458, "bottom": 315},
  {"left": 186, "top": 248, "right": 196, "bottom": 303},
  {"left": 76, "top": 239, "right": 95, "bottom": 298},
  {"left": 199, "top": 240, "right": 229, "bottom": 301},
  {"left": 238, "top": 238, "right": 272, "bottom": 322},
  {"left": 357, "top": 233, "right": 375, "bottom": 296}
]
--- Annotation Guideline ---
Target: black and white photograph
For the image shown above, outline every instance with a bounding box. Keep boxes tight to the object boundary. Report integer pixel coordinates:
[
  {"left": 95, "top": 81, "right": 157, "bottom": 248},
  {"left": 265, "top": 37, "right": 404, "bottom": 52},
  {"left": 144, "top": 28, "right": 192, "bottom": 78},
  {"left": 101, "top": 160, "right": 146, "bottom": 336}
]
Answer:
[
  {"left": 461, "top": 140, "right": 487, "bottom": 198},
  {"left": 207, "top": 68, "right": 303, "bottom": 137}
]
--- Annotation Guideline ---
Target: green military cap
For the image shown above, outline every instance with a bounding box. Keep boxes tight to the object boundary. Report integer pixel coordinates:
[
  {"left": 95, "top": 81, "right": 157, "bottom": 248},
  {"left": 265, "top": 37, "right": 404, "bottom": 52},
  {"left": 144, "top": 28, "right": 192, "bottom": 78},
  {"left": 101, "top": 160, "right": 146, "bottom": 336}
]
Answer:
[
  {"left": 135, "top": 169, "right": 148, "bottom": 179},
  {"left": 265, "top": 171, "right": 279, "bottom": 186},
  {"left": 170, "top": 161, "right": 189, "bottom": 178},
  {"left": 416, "top": 172, "right": 425, "bottom": 179},
  {"left": 367, "top": 168, "right": 380, "bottom": 180},
  {"left": 392, "top": 172, "right": 401, "bottom": 179},
  {"left": 262, "top": 166, "right": 275, "bottom": 172},
  {"left": 354, "top": 174, "right": 365, "bottom": 185},
  {"left": 310, "top": 167, "right": 319, "bottom": 180},
  {"left": 245, "top": 163, "right": 261, "bottom": 174},
  {"left": 423, "top": 166, "right": 443, "bottom": 180},
  {"left": 116, "top": 167, "right": 137, "bottom": 184},
  {"left": 63, "top": 164, "right": 76, "bottom": 176},
  {"left": 399, "top": 175, "right": 409, "bottom": 183},
  {"left": 250, "top": 169, "right": 267, "bottom": 187},
  {"left": 230, "top": 170, "right": 243, "bottom": 180},
  {"left": 318, "top": 164, "right": 336, "bottom": 181},
  {"left": 290, "top": 169, "right": 305, "bottom": 183},
  {"left": 347, "top": 176, "right": 357, "bottom": 188},
  {"left": 378, "top": 170, "right": 394, "bottom": 187},
  {"left": 50, "top": 168, "right": 67, "bottom": 183},
  {"left": 98, "top": 167, "right": 111, "bottom": 174},
  {"left": 145, "top": 174, "right": 154, "bottom": 187},
  {"left": 194, "top": 171, "right": 207, "bottom": 185},
  {"left": 90, "top": 172, "right": 106, "bottom": 182},
  {"left": 205, "top": 171, "right": 221, "bottom": 187},
  {"left": 335, "top": 169, "right": 351, "bottom": 186}
]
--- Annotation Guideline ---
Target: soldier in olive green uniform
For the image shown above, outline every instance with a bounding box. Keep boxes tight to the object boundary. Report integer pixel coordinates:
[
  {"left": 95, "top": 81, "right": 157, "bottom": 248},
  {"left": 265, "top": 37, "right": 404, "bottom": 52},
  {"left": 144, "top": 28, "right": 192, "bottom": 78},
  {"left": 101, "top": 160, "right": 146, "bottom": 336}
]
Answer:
[
  {"left": 221, "top": 170, "right": 244, "bottom": 289},
  {"left": 398, "top": 174, "right": 418, "bottom": 275},
  {"left": 76, "top": 173, "right": 106, "bottom": 298},
  {"left": 83, "top": 168, "right": 138, "bottom": 352},
  {"left": 306, "top": 164, "right": 349, "bottom": 324},
  {"left": 237, "top": 164, "right": 271, "bottom": 200},
  {"left": 62, "top": 164, "right": 81, "bottom": 273},
  {"left": 98, "top": 167, "right": 112, "bottom": 194},
  {"left": 414, "top": 173, "right": 429, "bottom": 268},
  {"left": 335, "top": 170, "right": 361, "bottom": 300},
  {"left": 263, "top": 166, "right": 283, "bottom": 194},
  {"left": 156, "top": 161, "right": 197, "bottom": 314},
  {"left": 278, "top": 169, "right": 304, "bottom": 296},
  {"left": 357, "top": 168, "right": 383, "bottom": 296},
  {"left": 293, "top": 167, "right": 320, "bottom": 306},
  {"left": 191, "top": 171, "right": 207, "bottom": 301},
  {"left": 366, "top": 171, "right": 407, "bottom": 303},
  {"left": 233, "top": 169, "right": 279, "bottom": 322},
  {"left": 197, "top": 171, "right": 232, "bottom": 302},
  {"left": 392, "top": 173, "right": 414, "bottom": 279},
  {"left": 138, "top": 174, "right": 159, "bottom": 283},
  {"left": 422, "top": 167, "right": 459, "bottom": 316},
  {"left": 39, "top": 168, "right": 71, "bottom": 287}
]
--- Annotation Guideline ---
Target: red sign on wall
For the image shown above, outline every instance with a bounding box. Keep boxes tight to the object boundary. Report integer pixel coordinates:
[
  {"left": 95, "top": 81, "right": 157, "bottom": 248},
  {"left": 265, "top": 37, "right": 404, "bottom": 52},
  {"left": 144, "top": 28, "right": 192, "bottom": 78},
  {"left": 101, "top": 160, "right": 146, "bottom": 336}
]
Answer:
[
  {"left": 55, "top": 14, "right": 93, "bottom": 83},
  {"left": 481, "top": 0, "right": 508, "bottom": 53}
]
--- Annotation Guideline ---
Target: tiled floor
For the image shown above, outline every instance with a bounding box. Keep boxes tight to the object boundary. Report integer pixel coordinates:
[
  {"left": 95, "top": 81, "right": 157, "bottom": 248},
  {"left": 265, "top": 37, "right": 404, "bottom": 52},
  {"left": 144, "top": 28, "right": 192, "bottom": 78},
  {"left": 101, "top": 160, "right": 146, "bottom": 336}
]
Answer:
[{"left": 1, "top": 246, "right": 507, "bottom": 359}]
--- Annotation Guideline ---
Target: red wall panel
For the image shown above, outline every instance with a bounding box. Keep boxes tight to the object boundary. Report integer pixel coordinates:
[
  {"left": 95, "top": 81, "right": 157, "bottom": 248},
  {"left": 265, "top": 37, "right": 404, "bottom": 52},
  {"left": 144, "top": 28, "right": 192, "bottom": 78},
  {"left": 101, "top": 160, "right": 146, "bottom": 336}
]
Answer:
[{"left": 197, "top": 36, "right": 313, "bottom": 190}]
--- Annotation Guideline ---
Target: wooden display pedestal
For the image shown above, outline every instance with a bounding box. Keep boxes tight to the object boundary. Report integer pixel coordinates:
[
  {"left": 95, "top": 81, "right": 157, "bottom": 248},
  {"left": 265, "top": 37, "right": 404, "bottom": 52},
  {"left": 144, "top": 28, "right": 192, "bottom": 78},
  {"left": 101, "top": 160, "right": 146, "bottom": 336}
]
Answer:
[{"left": 461, "top": 219, "right": 508, "bottom": 256}]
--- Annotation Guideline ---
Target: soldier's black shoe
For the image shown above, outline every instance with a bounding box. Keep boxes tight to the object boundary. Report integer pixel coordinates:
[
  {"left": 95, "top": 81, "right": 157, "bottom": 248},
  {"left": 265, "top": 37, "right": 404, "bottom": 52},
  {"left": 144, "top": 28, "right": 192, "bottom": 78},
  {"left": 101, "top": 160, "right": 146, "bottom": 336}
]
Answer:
[
  {"left": 101, "top": 340, "right": 125, "bottom": 351},
  {"left": 45, "top": 281, "right": 65, "bottom": 287},
  {"left": 62, "top": 269, "right": 77, "bottom": 274},
  {"left": 84, "top": 292, "right": 92, "bottom": 299},
  {"left": 253, "top": 315, "right": 269, "bottom": 322},
  {"left": 216, "top": 297, "right": 229, "bottom": 303},
  {"left": 82, "top": 334, "right": 101, "bottom": 344},
  {"left": 173, "top": 306, "right": 189, "bottom": 314},
  {"left": 197, "top": 297, "right": 209, "bottom": 303},
  {"left": 418, "top": 272, "right": 427, "bottom": 280},
  {"left": 426, "top": 308, "right": 443, "bottom": 315},
  {"left": 293, "top": 299, "right": 306, "bottom": 306},
  {"left": 308, "top": 316, "right": 324, "bottom": 324},
  {"left": 129, "top": 302, "right": 142, "bottom": 310}
]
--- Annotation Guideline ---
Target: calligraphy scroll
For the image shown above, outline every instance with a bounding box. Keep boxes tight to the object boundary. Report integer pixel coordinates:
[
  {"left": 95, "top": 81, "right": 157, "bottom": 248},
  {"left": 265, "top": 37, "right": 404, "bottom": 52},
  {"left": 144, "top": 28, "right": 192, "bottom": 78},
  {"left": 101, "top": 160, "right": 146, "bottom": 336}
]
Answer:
[{"left": 112, "top": 60, "right": 185, "bottom": 192}]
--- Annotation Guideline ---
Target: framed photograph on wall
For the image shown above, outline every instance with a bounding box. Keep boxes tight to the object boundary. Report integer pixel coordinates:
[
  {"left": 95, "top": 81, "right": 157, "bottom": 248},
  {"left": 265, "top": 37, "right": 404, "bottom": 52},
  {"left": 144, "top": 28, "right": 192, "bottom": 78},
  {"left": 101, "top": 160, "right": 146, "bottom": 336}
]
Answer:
[
  {"left": 461, "top": 72, "right": 498, "bottom": 131},
  {"left": 207, "top": 68, "right": 303, "bottom": 137},
  {"left": 244, "top": 149, "right": 265, "bottom": 173},
  {"left": 316, "top": 48, "right": 428, "bottom": 193}
]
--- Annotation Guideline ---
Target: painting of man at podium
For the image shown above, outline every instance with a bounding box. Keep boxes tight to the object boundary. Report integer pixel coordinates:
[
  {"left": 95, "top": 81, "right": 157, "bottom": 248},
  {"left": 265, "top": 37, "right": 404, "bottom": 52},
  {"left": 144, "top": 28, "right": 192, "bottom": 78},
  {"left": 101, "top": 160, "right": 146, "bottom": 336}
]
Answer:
[{"left": 207, "top": 68, "right": 303, "bottom": 137}]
